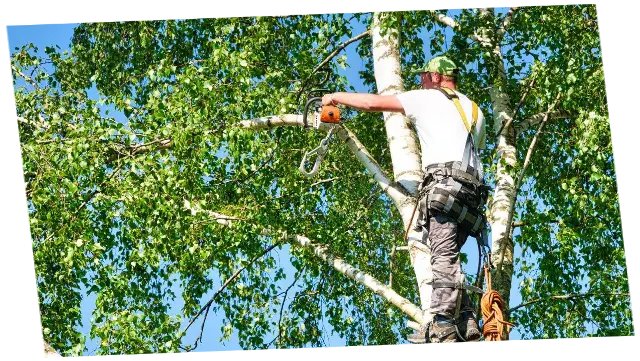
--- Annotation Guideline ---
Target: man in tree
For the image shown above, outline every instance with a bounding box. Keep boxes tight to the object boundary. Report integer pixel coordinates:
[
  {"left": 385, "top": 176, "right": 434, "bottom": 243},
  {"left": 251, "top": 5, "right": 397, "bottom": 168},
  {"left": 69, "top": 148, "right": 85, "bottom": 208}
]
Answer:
[{"left": 322, "top": 56, "right": 486, "bottom": 343}]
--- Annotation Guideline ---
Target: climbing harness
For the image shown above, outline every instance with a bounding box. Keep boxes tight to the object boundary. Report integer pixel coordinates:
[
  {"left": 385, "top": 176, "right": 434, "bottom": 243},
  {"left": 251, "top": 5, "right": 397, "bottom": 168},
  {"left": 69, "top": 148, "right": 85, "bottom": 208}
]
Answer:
[
  {"left": 298, "top": 90, "right": 341, "bottom": 178},
  {"left": 407, "top": 87, "right": 514, "bottom": 342}
]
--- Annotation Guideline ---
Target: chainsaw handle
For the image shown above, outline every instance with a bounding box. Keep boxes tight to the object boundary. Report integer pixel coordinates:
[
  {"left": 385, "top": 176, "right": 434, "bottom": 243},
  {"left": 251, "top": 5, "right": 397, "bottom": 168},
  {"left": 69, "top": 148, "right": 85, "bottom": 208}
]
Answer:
[{"left": 303, "top": 97, "right": 322, "bottom": 129}]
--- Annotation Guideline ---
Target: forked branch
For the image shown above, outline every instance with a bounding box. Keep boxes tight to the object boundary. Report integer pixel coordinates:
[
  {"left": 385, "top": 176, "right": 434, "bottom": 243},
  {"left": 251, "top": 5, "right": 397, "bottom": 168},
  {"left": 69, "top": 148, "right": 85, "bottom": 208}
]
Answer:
[{"left": 239, "top": 115, "right": 409, "bottom": 208}]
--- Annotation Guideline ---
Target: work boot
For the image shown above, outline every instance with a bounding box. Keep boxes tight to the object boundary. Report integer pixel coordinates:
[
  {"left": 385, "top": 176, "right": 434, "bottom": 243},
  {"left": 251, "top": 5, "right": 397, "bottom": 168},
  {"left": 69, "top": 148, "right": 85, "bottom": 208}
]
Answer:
[
  {"left": 429, "top": 315, "right": 458, "bottom": 343},
  {"left": 406, "top": 323, "right": 428, "bottom": 344},
  {"left": 456, "top": 311, "right": 481, "bottom": 341}
]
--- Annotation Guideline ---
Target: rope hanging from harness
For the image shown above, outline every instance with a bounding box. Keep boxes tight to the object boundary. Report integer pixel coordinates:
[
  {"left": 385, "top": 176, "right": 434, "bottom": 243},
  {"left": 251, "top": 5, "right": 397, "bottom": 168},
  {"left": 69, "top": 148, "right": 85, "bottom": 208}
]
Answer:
[{"left": 481, "top": 263, "right": 515, "bottom": 341}]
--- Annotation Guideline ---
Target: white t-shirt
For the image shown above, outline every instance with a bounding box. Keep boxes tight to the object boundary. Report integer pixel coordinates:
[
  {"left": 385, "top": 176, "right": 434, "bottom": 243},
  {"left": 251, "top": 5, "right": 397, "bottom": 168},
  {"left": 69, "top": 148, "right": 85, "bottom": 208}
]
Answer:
[{"left": 396, "top": 88, "right": 486, "bottom": 169}]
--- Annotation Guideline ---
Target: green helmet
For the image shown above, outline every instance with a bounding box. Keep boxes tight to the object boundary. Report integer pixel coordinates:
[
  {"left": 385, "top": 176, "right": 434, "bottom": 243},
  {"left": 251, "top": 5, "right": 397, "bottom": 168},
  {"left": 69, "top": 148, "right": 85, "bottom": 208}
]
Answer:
[{"left": 413, "top": 56, "right": 459, "bottom": 76}]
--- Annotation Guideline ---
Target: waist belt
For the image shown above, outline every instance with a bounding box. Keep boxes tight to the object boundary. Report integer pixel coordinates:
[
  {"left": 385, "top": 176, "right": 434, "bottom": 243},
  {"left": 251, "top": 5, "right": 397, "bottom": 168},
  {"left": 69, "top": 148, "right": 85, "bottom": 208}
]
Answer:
[
  {"left": 424, "top": 161, "right": 482, "bottom": 187},
  {"left": 429, "top": 280, "right": 484, "bottom": 295}
]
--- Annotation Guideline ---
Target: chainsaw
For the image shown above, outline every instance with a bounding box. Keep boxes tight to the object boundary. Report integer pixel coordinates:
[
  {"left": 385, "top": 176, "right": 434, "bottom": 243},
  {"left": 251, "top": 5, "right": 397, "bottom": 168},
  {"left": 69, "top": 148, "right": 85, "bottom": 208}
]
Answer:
[{"left": 302, "top": 90, "right": 341, "bottom": 129}]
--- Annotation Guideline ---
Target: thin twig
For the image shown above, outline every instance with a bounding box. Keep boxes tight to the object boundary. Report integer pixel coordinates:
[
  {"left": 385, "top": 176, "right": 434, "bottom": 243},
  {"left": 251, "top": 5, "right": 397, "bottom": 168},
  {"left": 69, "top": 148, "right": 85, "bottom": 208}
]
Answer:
[
  {"left": 36, "top": 161, "right": 125, "bottom": 249},
  {"left": 388, "top": 246, "right": 396, "bottom": 288},
  {"left": 297, "top": 30, "right": 372, "bottom": 99},
  {"left": 310, "top": 177, "right": 341, "bottom": 188},
  {"left": 496, "top": 74, "right": 537, "bottom": 137},
  {"left": 312, "top": 30, "right": 371, "bottom": 75},
  {"left": 267, "top": 267, "right": 305, "bottom": 348},
  {"left": 509, "top": 292, "right": 630, "bottom": 313},
  {"left": 181, "top": 241, "right": 283, "bottom": 338}
]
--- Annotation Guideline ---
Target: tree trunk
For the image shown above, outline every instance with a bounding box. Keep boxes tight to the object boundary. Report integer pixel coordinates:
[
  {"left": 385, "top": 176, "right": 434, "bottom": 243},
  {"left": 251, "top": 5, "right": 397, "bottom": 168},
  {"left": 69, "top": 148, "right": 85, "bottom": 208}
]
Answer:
[
  {"left": 481, "top": 9, "right": 518, "bottom": 328},
  {"left": 40, "top": 337, "right": 66, "bottom": 361},
  {"left": 371, "top": 12, "right": 433, "bottom": 325}
]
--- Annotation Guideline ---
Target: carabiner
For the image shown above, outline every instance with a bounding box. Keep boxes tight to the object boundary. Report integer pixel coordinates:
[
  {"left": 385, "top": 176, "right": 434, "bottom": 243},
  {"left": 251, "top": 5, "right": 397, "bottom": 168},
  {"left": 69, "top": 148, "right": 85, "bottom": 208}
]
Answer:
[{"left": 299, "top": 143, "right": 328, "bottom": 177}]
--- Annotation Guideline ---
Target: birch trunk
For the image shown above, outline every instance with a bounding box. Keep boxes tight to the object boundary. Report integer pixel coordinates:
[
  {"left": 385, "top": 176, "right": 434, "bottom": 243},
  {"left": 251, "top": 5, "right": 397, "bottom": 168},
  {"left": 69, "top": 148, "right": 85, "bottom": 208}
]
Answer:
[
  {"left": 371, "top": 13, "right": 433, "bottom": 325},
  {"left": 481, "top": 9, "right": 518, "bottom": 318},
  {"left": 40, "top": 338, "right": 66, "bottom": 361}
]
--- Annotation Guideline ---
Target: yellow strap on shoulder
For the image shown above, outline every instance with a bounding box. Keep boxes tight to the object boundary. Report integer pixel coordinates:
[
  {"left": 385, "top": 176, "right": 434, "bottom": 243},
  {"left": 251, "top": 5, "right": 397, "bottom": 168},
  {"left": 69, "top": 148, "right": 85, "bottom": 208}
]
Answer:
[
  {"left": 441, "top": 87, "right": 478, "bottom": 134},
  {"left": 471, "top": 101, "right": 478, "bottom": 131},
  {"left": 452, "top": 98, "right": 471, "bottom": 132}
]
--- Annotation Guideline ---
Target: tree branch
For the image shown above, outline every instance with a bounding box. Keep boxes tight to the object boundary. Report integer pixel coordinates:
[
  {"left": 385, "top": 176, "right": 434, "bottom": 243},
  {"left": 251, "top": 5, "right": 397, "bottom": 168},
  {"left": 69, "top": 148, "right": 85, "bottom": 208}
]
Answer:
[
  {"left": 515, "top": 110, "right": 573, "bottom": 135},
  {"left": 428, "top": 10, "right": 492, "bottom": 46},
  {"left": 312, "top": 30, "right": 371, "bottom": 75},
  {"left": 239, "top": 115, "right": 410, "bottom": 209},
  {"left": 36, "top": 161, "right": 126, "bottom": 250},
  {"left": 178, "top": 208, "right": 427, "bottom": 346},
  {"left": 106, "top": 138, "right": 173, "bottom": 164},
  {"left": 310, "top": 177, "right": 341, "bottom": 188},
  {"left": 12, "top": 65, "right": 40, "bottom": 89},
  {"left": 406, "top": 320, "right": 421, "bottom": 332},
  {"left": 497, "top": 7, "right": 521, "bottom": 40},
  {"left": 296, "top": 30, "right": 371, "bottom": 101},
  {"left": 496, "top": 74, "right": 537, "bottom": 138},
  {"left": 292, "top": 235, "right": 425, "bottom": 325},
  {"left": 333, "top": 125, "right": 411, "bottom": 202},
  {"left": 40, "top": 336, "right": 67, "bottom": 361},
  {"left": 184, "top": 200, "right": 246, "bottom": 226},
  {"left": 509, "top": 292, "right": 630, "bottom": 313},
  {"left": 388, "top": 246, "right": 396, "bottom": 288},
  {"left": 512, "top": 219, "right": 559, "bottom": 228},
  {"left": 267, "top": 267, "right": 305, "bottom": 348},
  {"left": 238, "top": 114, "right": 307, "bottom": 129}
]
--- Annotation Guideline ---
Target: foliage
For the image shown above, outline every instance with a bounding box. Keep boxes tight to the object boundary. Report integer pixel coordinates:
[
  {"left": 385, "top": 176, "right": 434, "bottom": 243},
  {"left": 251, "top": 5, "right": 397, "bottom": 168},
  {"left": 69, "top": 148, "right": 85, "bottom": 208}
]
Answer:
[{"left": 10, "top": 5, "right": 632, "bottom": 356}]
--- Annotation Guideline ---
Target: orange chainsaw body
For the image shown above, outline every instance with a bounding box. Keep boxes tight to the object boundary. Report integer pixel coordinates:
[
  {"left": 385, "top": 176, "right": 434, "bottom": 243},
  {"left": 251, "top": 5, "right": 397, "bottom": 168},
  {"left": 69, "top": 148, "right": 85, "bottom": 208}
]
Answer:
[{"left": 320, "top": 105, "right": 340, "bottom": 124}]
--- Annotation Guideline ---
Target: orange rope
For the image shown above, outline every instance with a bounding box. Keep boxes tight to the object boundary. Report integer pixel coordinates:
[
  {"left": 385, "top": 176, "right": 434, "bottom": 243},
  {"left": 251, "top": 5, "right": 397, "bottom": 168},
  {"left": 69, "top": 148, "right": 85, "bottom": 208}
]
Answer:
[{"left": 481, "top": 265, "right": 515, "bottom": 341}]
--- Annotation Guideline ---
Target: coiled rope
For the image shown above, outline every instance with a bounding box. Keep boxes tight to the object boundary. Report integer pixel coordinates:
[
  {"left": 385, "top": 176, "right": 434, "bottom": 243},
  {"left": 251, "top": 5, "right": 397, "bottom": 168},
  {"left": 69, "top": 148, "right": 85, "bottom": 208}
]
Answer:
[{"left": 481, "top": 264, "right": 515, "bottom": 341}]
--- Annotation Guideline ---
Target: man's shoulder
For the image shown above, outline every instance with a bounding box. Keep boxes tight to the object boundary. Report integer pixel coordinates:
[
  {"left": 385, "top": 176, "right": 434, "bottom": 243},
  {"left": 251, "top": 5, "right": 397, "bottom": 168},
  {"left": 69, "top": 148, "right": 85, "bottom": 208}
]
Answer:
[
  {"left": 399, "top": 89, "right": 430, "bottom": 95},
  {"left": 397, "top": 89, "right": 442, "bottom": 100}
]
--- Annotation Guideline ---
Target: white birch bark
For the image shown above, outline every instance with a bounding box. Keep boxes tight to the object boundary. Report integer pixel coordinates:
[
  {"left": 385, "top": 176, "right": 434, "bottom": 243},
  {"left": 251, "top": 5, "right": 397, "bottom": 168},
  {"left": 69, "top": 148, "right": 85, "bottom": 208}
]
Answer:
[
  {"left": 515, "top": 110, "right": 572, "bottom": 135},
  {"left": 480, "top": 10, "right": 517, "bottom": 313},
  {"left": 371, "top": 13, "right": 423, "bottom": 204},
  {"left": 371, "top": 12, "right": 433, "bottom": 326},
  {"left": 293, "top": 235, "right": 425, "bottom": 325},
  {"left": 182, "top": 204, "right": 427, "bottom": 325},
  {"left": 40, "top": 337, "right": 67, "bottom": 361}
]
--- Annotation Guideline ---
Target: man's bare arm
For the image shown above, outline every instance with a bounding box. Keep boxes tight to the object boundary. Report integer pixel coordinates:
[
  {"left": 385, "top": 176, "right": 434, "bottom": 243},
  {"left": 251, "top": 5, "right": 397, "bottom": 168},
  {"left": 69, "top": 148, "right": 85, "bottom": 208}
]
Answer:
[{"left": 322, "top": 92, "right": 405, "bottom": 115}]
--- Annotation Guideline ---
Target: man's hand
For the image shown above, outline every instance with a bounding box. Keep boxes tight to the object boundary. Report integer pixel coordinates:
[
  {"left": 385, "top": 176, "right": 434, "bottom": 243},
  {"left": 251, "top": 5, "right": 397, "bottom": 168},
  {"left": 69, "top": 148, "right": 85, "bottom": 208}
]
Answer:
[{"left": 322, "top": 93, "right": 336, "bottom": 106}]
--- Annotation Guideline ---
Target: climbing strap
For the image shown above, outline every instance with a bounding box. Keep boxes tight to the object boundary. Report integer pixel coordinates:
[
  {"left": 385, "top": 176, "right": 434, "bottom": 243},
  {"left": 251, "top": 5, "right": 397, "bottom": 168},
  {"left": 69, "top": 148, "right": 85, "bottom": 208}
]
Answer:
[
  {"left": 430, "top": 279, "right": 484, "bottom": 295},
  {"left": 438, "top": 87, "right": 482, "bottom": 179},
  {"left": 438, "top": 87, "right": 478, "bottom": 133},
  {"left": 299, "top": 126, "right": 336, "bottom": 177}
]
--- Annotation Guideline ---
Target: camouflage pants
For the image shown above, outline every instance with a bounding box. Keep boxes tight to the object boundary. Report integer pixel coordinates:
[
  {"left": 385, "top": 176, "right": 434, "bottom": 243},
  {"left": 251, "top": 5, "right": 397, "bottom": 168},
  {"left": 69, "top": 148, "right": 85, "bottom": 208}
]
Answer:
[{"left": 424, "top": 212, "right": 472, "bottom": 318}]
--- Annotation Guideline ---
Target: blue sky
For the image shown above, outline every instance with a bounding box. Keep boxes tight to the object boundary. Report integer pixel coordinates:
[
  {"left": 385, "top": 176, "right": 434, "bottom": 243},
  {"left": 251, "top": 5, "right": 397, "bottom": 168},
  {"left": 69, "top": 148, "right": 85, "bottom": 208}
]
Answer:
[{"left": 6, "top": 13, "right": 532, "bottom": 355}]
